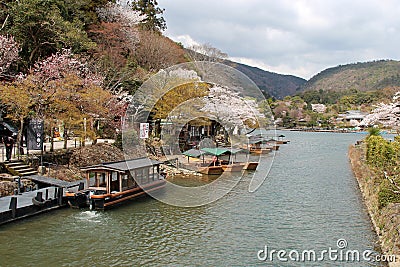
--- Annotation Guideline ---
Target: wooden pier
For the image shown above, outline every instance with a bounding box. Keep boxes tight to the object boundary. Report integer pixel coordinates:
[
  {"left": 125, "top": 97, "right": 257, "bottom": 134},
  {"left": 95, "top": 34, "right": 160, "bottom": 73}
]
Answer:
[
  {"left": 0, "top": 187, "right": 66, "bottom": 226},
  {"left": 0, "top": 176, "right": 83, "bottom": 226}
]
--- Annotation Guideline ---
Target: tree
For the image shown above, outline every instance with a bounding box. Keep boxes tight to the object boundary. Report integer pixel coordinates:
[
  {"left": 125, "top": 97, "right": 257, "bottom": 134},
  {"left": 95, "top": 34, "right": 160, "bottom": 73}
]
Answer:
[
  {"left": 360, "top": 91, "right": 400, "bottom": 129},
  {"left": 151, "top": 82, "right": 210, "bottom": 120},
  {"left": 7, "top": 0, "right": 96, "bottom": 68},
  {"left": 90, "top": 2, "right": 147, "bottom": 95},
  {"left": 52, "top": 75, "right": 112, "bottom": 147},
  {"left": 32, "top": 48, "right": 103, "bottom": 87},
  {"left": 134, "top": 30, "right": 185, "bottom": 72},
  {"left": 186, "top": 43, "right": 228, "bottom": 62},
  {"left": 131, "top": 0, "right": 166, "bottom": 32},
  {"left": 200, "top": 86, "right": 264, "bottom": 135},
  {"left": 367, "top": 127, "right": 381, "bottom": 137},
  {"left": 0, "top": 77, "right": 35, "bottom": 155},
  {"left": 0, "top": 34, "right": 19, "bottom": 78},
  {"left": 63, "top": 0, "right": 109, "bottom": 27},
  {"left": 96, "top": 2, "right": 147, "bottom": 27},
  {"left": 0, "top": 49, "right": 115, "bottom": 151}
]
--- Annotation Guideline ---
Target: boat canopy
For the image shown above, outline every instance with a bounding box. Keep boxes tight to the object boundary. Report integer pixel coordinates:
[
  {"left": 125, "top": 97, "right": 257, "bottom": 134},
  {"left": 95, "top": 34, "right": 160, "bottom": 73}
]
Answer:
[
  {"left": 227, "top": 148, "right": 243, "bottom": 154},
  {"left": 182, "top": 149, "right": 206, "bottom": 158},
  {"left": 199, "top": 147, "right": 244, "bottom": 156},
  {"left": 80, "top": 158, "right": 162, "bottom": 173},
  {"left": 200, "top": 147, "right": 230, "bottom": 156},
  {"left": 248, "top": 138, "right": 273, "bottom": 144}
]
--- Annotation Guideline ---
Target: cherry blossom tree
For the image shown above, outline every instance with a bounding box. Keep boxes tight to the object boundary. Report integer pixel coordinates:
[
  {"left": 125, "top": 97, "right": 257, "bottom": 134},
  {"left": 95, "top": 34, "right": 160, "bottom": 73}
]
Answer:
[
  {"left": 200, "top": 86, "right": 264, "bottom": 135},
  {"left": 360, "top": 92, "right": 400, "bottom": 128},
  {"left": 186, "top": 43, "right": 228, "bottom": 62},
  {"left": 0, "top": 35, "right": 19, "bottom": 77},
  {"left": 0, "top": 49, "right": 120, "bottom": 151},
  {"left": 33, "top": 48, "right": 103, "bottom": 87},
  {"left": 96, "top": 2, "right": 147, "bottom": 27}
]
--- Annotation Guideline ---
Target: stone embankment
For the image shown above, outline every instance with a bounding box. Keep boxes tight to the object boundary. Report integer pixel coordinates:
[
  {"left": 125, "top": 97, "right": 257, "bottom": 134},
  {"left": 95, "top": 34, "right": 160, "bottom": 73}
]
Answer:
[
  {"left": 161, "top": 164, "right": 202, "bottom": 177},
  {"left": 0, "top": 173, "right": 35, "bottom": 197}
]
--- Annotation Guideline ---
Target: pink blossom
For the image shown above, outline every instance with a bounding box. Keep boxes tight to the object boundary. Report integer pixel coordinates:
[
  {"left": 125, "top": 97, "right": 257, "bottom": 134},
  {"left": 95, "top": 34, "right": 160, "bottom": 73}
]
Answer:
[
  {"left": 0, "top": 35, "right": 19, "bottom": 75},
  {"left": 33, "top": 49, "right": 104, "bottom": 86}
]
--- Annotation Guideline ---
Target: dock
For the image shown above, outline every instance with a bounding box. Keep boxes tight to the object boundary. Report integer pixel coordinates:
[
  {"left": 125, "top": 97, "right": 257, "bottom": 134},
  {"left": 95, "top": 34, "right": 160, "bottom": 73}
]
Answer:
[
  {"left": 0, "top": 186, "right": 66, "bottom": 226},
  {"left": 0, "top": 176, "right": 83, "bottom": 226},
  {"left": 28, "top": 175, "right": 82, "bottom": 188}
]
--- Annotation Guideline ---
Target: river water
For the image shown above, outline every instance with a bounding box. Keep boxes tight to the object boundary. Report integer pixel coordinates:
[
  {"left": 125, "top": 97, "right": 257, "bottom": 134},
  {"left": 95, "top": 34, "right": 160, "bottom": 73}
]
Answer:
[{"left": 0, "top": 131, "right": 382, "bottom": 266}]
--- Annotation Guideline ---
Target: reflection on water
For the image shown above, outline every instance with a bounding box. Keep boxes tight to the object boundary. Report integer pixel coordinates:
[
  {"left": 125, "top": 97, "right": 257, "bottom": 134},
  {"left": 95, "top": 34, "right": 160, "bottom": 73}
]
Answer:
[{"left": 0, "top": 131, "right": 380, "bottom": 266}]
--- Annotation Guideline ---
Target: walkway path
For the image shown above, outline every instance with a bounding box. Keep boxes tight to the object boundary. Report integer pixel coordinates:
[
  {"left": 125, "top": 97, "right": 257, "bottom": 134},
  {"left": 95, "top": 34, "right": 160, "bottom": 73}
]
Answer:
[{"left": 0, "top": 139, "right": 115, "bottom": 163}]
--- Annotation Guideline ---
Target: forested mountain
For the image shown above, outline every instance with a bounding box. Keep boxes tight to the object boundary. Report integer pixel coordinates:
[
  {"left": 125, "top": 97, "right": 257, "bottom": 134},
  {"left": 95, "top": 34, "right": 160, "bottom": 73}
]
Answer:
[
  {"left": 224, "top": 61, "right": 307, "bottom": 99},
  {"left": 301, "top": 60, "right": 400, "bottom": 93}
]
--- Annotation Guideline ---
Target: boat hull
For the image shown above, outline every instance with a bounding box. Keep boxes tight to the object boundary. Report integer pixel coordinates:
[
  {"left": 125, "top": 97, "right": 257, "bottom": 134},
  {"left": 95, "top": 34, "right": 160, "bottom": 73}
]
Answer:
[
  {"left": 66, "top": 180, "right": 166, "bottom": 210},
  {"left": 197, "top": 166, "right": 224, "bottom": 175},
  {"left": 243, "top": 162, "right": 258, "bottom": 170},
  {"left": 221, "top": 164, "right": 244, "bottom": 172},
  {"left": 66, "top": 191, "right": 90, "bottom": 209},
  {"left": 250, "top": 148, "right": 271, "bottom": 154}
]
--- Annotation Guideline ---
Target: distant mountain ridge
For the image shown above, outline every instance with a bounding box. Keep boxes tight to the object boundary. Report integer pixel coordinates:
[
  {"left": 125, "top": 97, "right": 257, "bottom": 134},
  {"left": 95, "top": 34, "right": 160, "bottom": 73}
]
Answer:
[
  {"left": 301, "top": 60, "right": 400, "bottom": 93},
  {"left": 223, "top": 60, "right": 307, "bottom": 99}
]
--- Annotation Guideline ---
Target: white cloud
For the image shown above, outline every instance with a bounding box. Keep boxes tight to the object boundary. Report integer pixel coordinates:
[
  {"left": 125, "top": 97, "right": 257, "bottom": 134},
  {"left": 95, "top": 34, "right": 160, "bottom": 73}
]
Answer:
[
  {"left": 159, "top": 0, "right": 400, "bottom": 79},
  {"left": 230, "top": 57, "right": 312, "bottom": 79},
  {"left": 167, "top": 34, "right": 200, "bottom": 48}
]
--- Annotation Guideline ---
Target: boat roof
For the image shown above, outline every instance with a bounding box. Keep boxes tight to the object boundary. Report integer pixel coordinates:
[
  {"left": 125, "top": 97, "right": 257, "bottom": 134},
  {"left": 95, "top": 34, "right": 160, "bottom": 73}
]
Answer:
[
  {"left": 248, "top": 138, "right": 275, "bottom": 144},
  {"left": 200, "top": 147, "right": 230, "bottom": 156},
  {"left": 80, "top": 157, "right": 162, "bottom": 172},
  {"left": 182, "top": 148, "right": 206, "bottom": 158},
  {"left": 200, "top": 147, "right": 244, "bottom": 156}
]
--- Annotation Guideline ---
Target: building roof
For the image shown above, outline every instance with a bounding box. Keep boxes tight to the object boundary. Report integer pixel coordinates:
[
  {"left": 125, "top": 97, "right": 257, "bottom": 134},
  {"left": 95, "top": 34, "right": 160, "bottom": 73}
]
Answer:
[{"left": 80, "top": 157, "right": 162, "bottom": 172}]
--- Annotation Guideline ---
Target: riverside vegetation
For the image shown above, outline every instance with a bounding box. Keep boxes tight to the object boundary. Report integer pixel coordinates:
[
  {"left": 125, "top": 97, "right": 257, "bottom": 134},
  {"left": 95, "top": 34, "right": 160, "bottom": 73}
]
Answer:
[{"left": 349, "top": 131, "right": 400, "bottom": 260}]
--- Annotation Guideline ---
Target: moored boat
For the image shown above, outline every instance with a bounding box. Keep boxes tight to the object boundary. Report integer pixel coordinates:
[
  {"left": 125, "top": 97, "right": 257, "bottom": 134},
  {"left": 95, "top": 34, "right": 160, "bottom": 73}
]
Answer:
[
  {"left": 66, "top": 158, "right": 166, "bottom": 210},
  {"left": 197, "top": 165, "right": 224, "bottom": 175},
  {"left": 249, "top": 147, "right": 272, "bottom": 154},
  {"left": 221, "top": 163, "right": 244, "bottom": 172},
  {"left": 242, "top": 162, "right": 258, "bottom": 170}
]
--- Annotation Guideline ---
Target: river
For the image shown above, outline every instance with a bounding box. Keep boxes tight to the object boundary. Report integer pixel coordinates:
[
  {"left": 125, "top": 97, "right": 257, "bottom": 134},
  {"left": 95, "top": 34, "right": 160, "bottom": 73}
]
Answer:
[{"left": 0, "top": 131, "right": 382, "bottom": 266}]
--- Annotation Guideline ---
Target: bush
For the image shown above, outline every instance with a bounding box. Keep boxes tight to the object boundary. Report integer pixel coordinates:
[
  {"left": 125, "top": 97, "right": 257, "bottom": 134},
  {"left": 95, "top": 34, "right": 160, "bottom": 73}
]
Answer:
[{"left": 378, "top": 180, "right": 400, "bottom": 208}]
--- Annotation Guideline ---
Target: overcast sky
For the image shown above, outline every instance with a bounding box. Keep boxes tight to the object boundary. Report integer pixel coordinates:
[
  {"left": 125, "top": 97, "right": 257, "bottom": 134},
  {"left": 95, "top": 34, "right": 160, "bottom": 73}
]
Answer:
[{"left": 159, "top": 0, "right": 400, "bottom": 79}]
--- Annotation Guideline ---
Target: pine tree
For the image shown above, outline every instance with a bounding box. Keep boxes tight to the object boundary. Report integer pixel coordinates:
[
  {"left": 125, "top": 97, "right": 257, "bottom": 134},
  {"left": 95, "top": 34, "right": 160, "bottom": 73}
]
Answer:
[{"left": 131, "top": 0, "right": 166, "bottom": 31}]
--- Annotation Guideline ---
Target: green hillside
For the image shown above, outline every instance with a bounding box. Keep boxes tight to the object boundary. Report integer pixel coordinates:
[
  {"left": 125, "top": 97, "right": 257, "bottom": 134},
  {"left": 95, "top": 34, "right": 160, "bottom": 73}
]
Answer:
[
  {"left": 301, "top": 60, "right": 400, "bottom": 92},
  {"left": 224, "top": 60, "right": 307, "bottom": 99}
]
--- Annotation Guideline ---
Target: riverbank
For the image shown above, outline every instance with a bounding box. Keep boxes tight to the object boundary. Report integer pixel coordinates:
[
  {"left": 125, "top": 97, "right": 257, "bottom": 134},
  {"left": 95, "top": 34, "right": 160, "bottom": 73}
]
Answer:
[{"left": 349, "top": 144, "right": 400, "bottom": 266}]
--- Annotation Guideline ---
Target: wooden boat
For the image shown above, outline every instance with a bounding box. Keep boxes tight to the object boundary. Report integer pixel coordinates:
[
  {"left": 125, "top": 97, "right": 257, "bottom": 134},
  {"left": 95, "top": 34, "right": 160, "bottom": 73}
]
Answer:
[
  {"left": 66, "top": 158, "right": 166, "bottom": 210},
  {"left": 276, "top": 134, "right": 290, "bottom": 144},
  {"left": 270, "top": 145, "right": 280, "bottom": 151},
  {"left": 249, "top": 147, "right": 271, "bottom": 154},
  {"left": 221, "top": 163, "right": 244, "bottom": 172},
  {"left": 242, "top": 162, "right": 258, "bottom": 170},
  {"left": 197, "top": 163, "right": 224, "bottom": 175}
]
